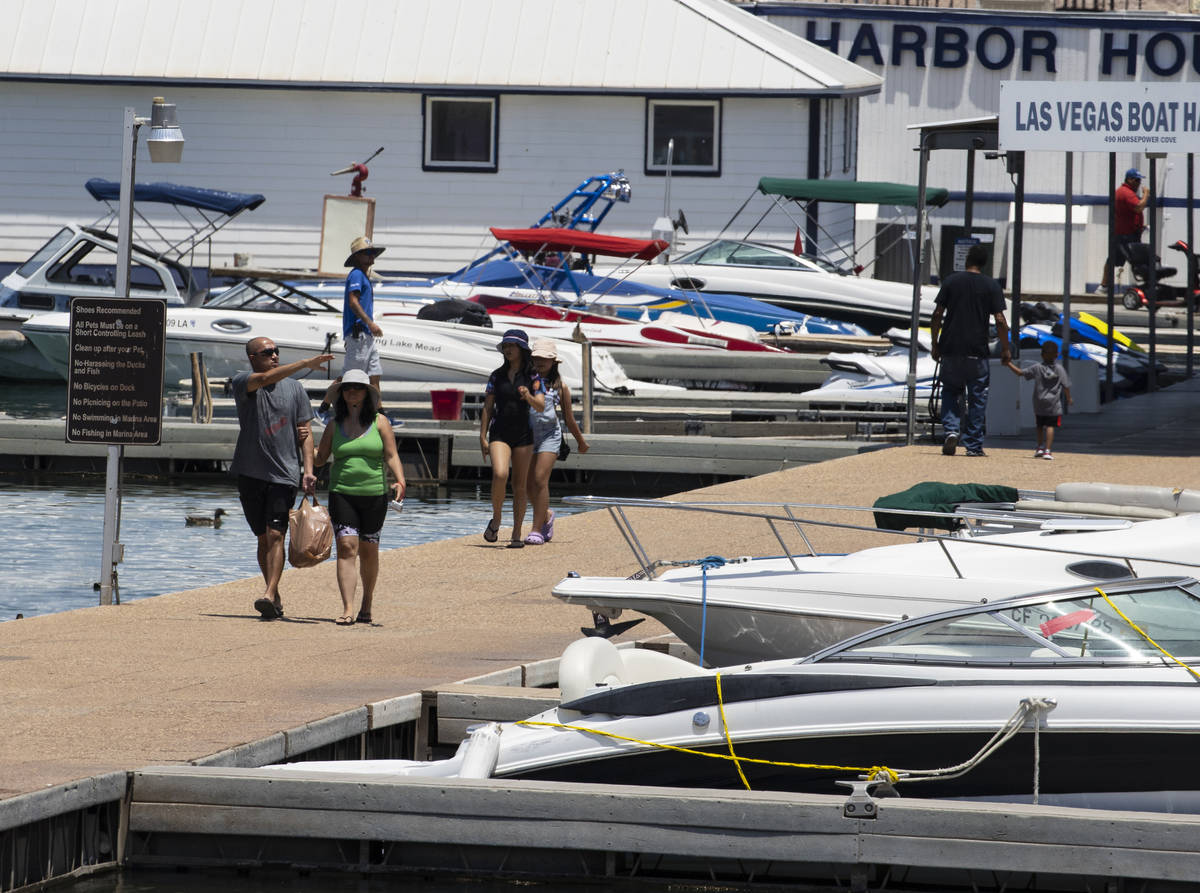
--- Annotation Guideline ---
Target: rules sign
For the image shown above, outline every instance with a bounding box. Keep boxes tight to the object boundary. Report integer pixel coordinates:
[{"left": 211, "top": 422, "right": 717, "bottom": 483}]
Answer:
[{"left": 66, "top": 298, "right": 167, "bottom": 445}]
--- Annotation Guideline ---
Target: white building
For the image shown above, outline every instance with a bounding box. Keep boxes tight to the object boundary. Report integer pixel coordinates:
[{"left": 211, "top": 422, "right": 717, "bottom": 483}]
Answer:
[
  {"left": 749, "top": 2, "right": 1200, "bottom": 294},
  {"left": 0, "top": 0, "right": 880, "bottom": 276}
]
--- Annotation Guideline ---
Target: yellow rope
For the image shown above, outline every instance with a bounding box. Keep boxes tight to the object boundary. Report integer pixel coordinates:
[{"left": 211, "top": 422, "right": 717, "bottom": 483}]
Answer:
[
  {"left": 1094, "top": 586, "right": 1200, "bottom": 683},
  {"left": 714, "top": 671, "right": 751, "bottom": 790},
  {"left": 514, "top": 719, "right": 897, "bottom": 780}
]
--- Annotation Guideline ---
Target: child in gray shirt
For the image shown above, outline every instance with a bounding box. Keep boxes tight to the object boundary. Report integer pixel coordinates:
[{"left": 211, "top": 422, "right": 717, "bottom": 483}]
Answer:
[{"left": 1006, "top": 341, "right": 1072, "bottom": 460}]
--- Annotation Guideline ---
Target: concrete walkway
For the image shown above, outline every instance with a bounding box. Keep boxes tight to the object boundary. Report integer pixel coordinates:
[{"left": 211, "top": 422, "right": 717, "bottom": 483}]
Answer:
[{"left": 2, "top": 377, "right": 1199, "bottom": 801}]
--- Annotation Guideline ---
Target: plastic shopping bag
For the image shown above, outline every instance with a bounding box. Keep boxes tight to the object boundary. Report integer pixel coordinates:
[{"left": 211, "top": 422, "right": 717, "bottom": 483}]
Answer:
[{"left": 288, "top": 494, "right": 333, "bottom": 568}]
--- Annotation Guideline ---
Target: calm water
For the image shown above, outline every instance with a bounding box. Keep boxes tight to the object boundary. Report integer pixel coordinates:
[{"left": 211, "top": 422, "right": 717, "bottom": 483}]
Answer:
[
  {"left": 0, "top": 383, "right": 611, "bottom": 620},
  {"left": 0, "top": 478, "right": 592, "bottom": 621}
]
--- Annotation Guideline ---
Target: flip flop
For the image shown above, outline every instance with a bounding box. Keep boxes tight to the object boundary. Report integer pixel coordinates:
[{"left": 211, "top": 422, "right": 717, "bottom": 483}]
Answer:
[
  {"left": 254, "top": 597, "right": 282, "bottom": 620},
  {"left": 541, "top": 511, "right": 555, "bottom": 542},
  {"left": 356, "top": 611, "right": 373, "bottom": 625},
  {"left": 484, "top": 518, "right": 500, "bottom": 543},
  {"left": 335, "top": 614, "right": 355, "bottom": 626},
  {"left": 506, "top": 539, "right": 525, "bottom": 549}
]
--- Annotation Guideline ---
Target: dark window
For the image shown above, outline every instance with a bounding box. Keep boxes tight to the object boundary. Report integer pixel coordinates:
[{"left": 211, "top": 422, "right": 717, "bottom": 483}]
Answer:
[
  {"left": 646, "top": 99, "right": 720, "bottom": 176},
  {"left": 423, "top": 96, "right": 498, "bottom": 172}
]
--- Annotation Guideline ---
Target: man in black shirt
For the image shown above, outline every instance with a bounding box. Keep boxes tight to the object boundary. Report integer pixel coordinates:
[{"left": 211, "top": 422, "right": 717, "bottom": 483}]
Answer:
[{"left": 929, "top": 244, "right": 1011, "bottom": 457}]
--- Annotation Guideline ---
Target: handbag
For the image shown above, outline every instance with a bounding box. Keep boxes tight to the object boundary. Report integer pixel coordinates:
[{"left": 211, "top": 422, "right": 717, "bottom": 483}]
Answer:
[
  {"left": 554, "top": 392, "right": 570, "bottom": 461},
  {"left": 288, "top": 493, "right": 333, "bottom": 568}
]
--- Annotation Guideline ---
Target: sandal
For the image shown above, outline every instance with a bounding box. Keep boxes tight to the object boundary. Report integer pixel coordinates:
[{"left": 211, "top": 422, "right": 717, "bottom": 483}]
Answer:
[
  {"left": 506, "top": 539, "right": 525, "bottom": 549},
  {"left": 541, "top": 510, "right": 555, "bottom": 542},
  {"left": 335, "top": 614, "right": 355, "bottom": 626},
  {"left": 356, "top": 611, "right": 373, "bottom": 624},
  {"left": 484, "top": 518, "right": 500, "bottom": 543},
  {"left": 524, "top": 532, "right": 545, "bottom": 545}
]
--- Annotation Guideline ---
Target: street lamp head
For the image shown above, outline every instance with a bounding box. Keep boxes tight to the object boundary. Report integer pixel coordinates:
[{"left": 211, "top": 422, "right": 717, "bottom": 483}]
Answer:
[{"left": 146, "top": 97, "right": 184, "bottom": 163}]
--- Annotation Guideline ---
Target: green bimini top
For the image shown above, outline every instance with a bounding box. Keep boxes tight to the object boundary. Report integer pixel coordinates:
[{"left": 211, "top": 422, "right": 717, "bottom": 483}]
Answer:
[{"left": 757, "top": 178, "right": 950, "bottom": 208}]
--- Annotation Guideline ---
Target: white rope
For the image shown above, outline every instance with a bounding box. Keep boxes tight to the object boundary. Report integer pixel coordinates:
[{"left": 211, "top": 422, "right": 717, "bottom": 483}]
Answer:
[{"left": 887, "top": 696, "right": 1057, "bottom": 786}]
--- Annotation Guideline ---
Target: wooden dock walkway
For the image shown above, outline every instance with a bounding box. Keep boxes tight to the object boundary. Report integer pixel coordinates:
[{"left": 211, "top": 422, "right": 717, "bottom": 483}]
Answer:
[{"left": 3, "top": 376, "right": 1200, "bottom": 891}]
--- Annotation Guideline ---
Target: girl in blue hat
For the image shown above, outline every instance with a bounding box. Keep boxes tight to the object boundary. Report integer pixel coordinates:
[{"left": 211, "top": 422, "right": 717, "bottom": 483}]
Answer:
[{"left": 479, "top": 329, "right": 544, "bottom": 547}]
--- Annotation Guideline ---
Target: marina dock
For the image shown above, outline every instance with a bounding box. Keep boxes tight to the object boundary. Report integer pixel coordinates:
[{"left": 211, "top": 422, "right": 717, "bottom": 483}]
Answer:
[{"left": 3, "top": 377, "right": 1200, "bottom": 891}]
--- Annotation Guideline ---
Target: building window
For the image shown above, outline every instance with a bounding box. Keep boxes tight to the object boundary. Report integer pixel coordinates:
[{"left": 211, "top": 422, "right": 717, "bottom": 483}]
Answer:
[
  {"left": 423, "top": 96, "right": 498, "bottom": 172},
  {"left": 645, "top": 99, "right": 720, "bottom": 176}
]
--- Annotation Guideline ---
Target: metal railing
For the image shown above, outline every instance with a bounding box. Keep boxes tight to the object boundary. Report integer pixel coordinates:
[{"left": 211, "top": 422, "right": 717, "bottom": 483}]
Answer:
[{"left": 562, "top": 495, "right": 1200, "bottom": 583}]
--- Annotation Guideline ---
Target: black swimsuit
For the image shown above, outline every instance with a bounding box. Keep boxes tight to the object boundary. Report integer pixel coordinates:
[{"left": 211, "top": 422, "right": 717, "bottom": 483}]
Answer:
[{"left": 487, "top": 367, "right": 535, "bottom": 447}]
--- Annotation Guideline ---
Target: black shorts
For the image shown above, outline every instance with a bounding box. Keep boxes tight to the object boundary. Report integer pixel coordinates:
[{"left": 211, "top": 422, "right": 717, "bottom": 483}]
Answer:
[
  {"left": 328, "top": 490, "right": 388, "bottom": 540},
  {"left": 237, "top": 475, "right": 296, "bottom": 536},
  {"left": 488, "top": 416, "right": 533, "bottom": 448},
  {"left": 1035, "top": 414, "right": 1061, "bottom": 428}
]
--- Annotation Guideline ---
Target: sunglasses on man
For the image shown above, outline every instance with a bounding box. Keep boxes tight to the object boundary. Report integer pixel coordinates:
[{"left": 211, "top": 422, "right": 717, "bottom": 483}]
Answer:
[{"left": 251, "top": 347, "right": 280, "bottom": 358}]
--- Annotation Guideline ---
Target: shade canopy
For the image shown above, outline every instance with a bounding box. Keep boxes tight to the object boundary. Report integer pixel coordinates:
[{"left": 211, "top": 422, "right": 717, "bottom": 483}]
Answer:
[
  {"left": 85, "top": 178, "right": 266, "bottom": 215},
  {"left": 757, "top": 178, "right": 949, "bottom": 209},
  {"left": 491, "top": 227, "right": 669, "bottom": 261}
]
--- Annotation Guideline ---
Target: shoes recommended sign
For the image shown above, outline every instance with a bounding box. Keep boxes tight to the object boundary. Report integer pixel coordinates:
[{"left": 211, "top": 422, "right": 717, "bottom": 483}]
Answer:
[
  {"left": 66, "top": 297, "right": 167, "bottom": 445},
  {"left": 999, "top": 81, "right": 1200, "bottom": 154}
]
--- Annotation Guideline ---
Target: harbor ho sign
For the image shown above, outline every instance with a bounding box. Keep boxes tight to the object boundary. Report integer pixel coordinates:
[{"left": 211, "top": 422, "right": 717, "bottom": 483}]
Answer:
[{"left": 999, "top": 81, "right": 1200, "bottom": 153}]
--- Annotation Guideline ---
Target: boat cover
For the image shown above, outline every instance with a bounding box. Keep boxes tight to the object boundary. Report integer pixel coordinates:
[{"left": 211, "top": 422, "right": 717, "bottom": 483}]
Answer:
[
  {"left": 490, "top": 227, "right": 668, "bottom": 261},
  {"left": 872, "top": 481, "right": 1019, "bottom": 531},
  {"left": 85, "top": 178, "right": 266, "bottom": 215},
  {"left": 758, "top": 178, "right": 950, "bottom": 209}
]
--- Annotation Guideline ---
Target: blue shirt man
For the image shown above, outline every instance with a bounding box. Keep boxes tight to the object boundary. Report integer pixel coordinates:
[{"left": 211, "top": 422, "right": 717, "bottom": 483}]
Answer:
[{"left": 341, "top": 235, "right": 385, "bottom": 390}]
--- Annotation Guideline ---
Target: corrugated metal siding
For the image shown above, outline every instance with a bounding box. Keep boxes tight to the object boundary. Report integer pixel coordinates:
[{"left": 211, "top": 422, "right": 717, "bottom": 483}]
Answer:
[
  {"left": 759, "top": 4, "right": 1200, "bottom": 293},
  {"left": 0, "top": 84, "right": 842, "bottom": 272},
  {"left": 1, "top": 0, "right": 880, "bottom": 95}
]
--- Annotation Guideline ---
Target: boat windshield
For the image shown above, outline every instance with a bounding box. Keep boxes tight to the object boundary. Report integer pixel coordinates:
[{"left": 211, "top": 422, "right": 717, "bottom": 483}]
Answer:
[
  {"left": 676, "top": 239, "right": 843, "bottom": 274},
  {"left": 205, "top": 280, "right": 337, "bottom": 314},
  {"left": 14, "top": 229, "right": 75, "bottom": 279},
  {"left": 826, "top": 581, "right": 1200, "bottom": 663}
]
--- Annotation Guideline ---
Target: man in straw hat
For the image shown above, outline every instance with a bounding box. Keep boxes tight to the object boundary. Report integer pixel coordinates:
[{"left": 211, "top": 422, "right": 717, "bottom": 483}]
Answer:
[{"left": 341, "top": 235, "right": 386, "bottom": 391}]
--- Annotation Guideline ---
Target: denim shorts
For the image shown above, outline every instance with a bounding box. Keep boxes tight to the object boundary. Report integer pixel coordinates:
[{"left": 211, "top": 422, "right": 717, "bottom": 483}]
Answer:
[{"left": 531, "top": 417, "right": 562, "bottom": 455}]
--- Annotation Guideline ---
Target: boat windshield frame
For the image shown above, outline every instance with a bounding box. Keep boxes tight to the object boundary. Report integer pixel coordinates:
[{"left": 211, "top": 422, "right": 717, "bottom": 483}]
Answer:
[
  {"left": 806, "top": 577, "right": 1200, "bottom": 668},
  {"left": 204, "top": 279, "right": 340, "bottom": 315}
]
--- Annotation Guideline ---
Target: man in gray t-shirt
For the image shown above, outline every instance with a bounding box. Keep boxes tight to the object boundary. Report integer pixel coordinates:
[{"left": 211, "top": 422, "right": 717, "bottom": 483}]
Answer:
[{"left": 232, "top": 337, "right": 334, "bottom": 620}]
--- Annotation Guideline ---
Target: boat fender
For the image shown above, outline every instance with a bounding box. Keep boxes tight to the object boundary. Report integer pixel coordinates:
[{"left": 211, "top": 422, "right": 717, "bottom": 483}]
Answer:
[{"left": 457, "top": 723, "right": 503, "bottom": 779}]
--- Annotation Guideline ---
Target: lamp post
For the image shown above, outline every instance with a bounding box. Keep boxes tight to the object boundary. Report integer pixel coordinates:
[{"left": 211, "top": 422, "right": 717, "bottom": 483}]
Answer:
[{"left": 98, "top": 97, "right": 184, "bottom": 606}]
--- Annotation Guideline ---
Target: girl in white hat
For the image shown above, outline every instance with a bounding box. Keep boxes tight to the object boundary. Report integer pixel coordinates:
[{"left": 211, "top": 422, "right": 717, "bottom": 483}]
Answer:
[{"left": 524, "top": 338, "right": 589, "bottom": 545}]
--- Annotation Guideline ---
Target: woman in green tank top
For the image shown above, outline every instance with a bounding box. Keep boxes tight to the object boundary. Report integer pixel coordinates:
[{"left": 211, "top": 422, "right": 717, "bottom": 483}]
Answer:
[{"left": 315, "top": 370, "right": 406, "bottom": 626}]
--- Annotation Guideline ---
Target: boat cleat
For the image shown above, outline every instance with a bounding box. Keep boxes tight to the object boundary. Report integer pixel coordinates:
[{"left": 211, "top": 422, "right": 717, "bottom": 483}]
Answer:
[{"left": 837, "top": 778, "right": 898, "bottom": 819}]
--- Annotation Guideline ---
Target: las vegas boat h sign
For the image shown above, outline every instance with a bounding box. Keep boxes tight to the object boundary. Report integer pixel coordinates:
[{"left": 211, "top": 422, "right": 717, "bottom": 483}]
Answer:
[{"left": 1000, "top": 81, "right": 1200, "bottom": 153}]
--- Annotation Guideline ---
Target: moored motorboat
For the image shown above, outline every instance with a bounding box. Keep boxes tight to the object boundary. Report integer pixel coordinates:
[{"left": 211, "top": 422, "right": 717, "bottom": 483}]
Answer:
[
  {"left": 20, "top": 278, "right": 657, "bottom": 393},
  {"left": 550, "top": 495, "right": 1200, "bottom": 665},
  {"left": 603, "top": 178, "right": 947, "bottom": 334},
  {"left": 268, "top": 575, "right": 1200, "bottom": 812},
  {"left": 0, "top": 179, "right": 262, "bottom": 381}
]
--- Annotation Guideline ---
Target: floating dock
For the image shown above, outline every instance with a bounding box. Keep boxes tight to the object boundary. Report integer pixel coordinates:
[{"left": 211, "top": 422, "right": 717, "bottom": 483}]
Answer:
[{"left": 5, "top": 380, "right": 1200, "bottom": 892}]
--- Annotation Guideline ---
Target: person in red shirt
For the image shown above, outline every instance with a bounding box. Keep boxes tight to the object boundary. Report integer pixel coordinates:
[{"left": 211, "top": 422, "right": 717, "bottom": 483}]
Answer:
[{"left": 1098, "top": 168, "right": 1150, "bottom": 290}]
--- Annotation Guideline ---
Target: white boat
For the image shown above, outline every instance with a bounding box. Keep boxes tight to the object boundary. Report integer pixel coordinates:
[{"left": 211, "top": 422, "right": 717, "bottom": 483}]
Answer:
[
  {"left": 602, "top": 178, "right": 948, "bottom": 334},
  {"left": 20, "top": 278, "right": 658, "bottom": 393},
  {"left": 268, "top": 575, "right": 1200, "bottom": 812},
  {"left": 550, "top": 495, "right": 1200, "bottom": 666},
  {"left": 0, "top": 179, "right": 262, "bottom": 381}
]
